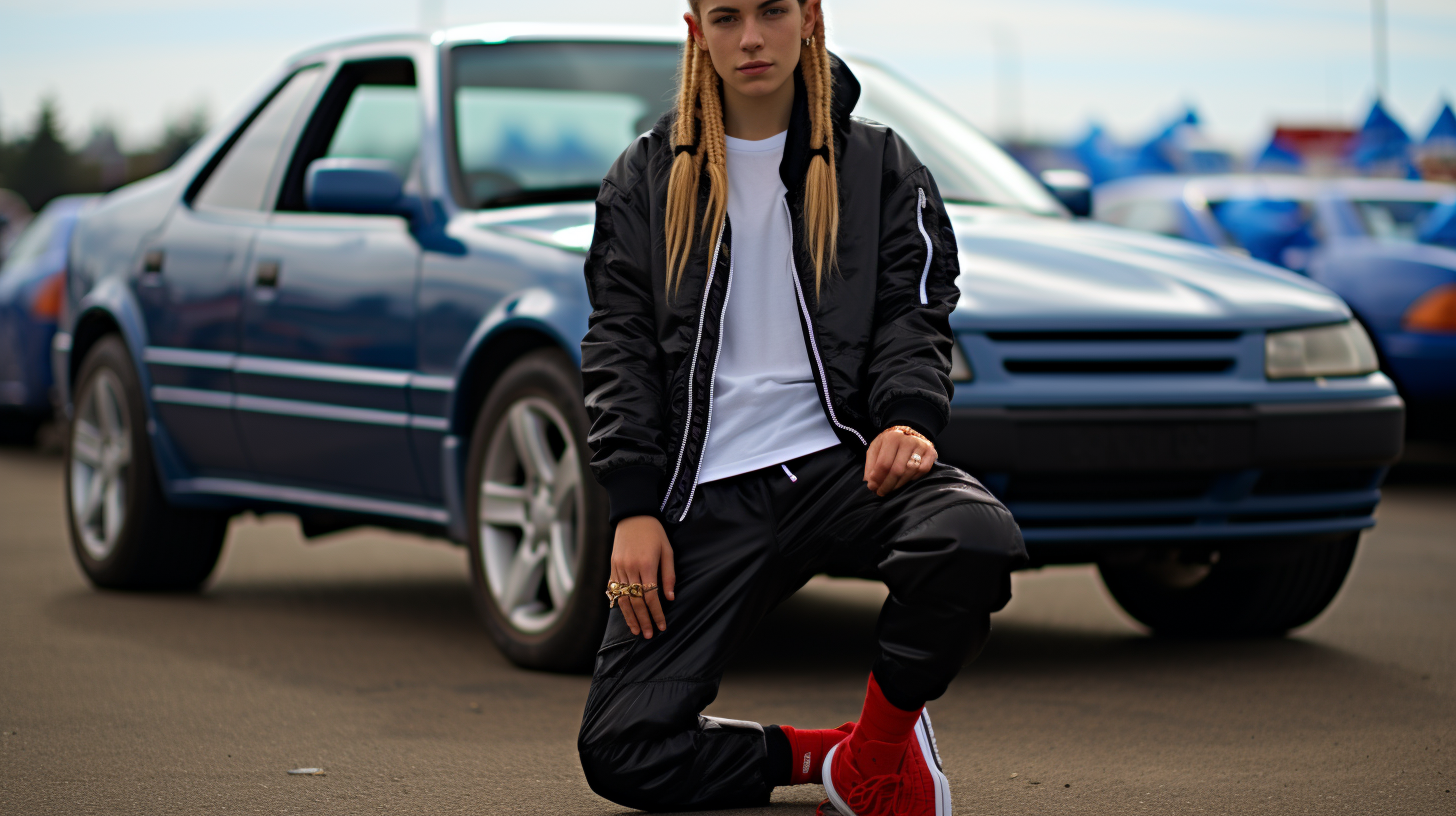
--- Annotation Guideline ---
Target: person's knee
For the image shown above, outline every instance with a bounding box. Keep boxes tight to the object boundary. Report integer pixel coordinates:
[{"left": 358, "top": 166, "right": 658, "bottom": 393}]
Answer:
[{"left": 880, "top": 501, "right": 1024, "bottom": 612}]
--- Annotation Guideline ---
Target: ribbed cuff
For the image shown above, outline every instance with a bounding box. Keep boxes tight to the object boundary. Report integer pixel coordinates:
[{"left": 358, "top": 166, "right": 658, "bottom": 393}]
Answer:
[
  {"left": 883, "top": 397, "right": 946, "bottom": 444},
  {"left": 599, "top": 465, "right": 664, "bottom": 524}
]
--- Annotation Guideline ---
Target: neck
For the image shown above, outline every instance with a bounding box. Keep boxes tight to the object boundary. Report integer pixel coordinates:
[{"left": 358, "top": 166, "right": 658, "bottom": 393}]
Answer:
[{"left": 722, "top": 74, "right": 795, "bottom": 141}]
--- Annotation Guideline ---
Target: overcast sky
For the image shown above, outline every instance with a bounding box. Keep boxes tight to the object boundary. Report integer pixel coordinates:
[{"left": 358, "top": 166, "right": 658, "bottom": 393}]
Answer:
[{"left": 1, "top": 0, "right": 1452, "bottom": 154}]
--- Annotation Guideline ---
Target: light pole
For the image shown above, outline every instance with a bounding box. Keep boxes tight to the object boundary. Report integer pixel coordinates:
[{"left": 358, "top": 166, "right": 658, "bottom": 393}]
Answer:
[{"left": 1371, "top": 0, "right": 1388, "bottom": 100}]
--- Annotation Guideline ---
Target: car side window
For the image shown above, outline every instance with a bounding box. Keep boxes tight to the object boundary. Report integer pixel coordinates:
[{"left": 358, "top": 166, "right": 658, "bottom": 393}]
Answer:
[
  {"left": 193, "top": 66, "right": 325, "bottom": 213},
  {"left": 275, "top": 58, "right": 419, "bottom": 213}
]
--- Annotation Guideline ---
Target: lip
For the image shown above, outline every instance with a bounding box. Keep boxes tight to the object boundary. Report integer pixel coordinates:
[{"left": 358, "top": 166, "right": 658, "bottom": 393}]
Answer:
[{"left": 737, "top": 60, "right": 772, "bottom": 76}]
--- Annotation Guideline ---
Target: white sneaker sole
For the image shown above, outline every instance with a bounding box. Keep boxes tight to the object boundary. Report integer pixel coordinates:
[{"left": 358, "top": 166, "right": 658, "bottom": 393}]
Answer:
[{"left": 821, "top": 710, "right": 951, "bottom": 816}]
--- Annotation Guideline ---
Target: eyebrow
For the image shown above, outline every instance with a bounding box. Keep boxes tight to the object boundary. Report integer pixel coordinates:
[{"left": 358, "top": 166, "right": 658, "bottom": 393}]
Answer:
[{"left": 705, "top": 0, "right": 787, "bottom": 14}]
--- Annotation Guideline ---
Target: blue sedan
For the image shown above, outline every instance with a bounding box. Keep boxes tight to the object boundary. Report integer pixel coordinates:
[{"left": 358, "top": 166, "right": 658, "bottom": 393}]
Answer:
[
  {"left": 0, "top": 194, "right": 97, "bottom": 442},
  {"left": 1094, "top": 175, "right": 1456, "bottom": 426},
  {"left": 58, "top": 26, "right": 1404, "bottom": 668}
]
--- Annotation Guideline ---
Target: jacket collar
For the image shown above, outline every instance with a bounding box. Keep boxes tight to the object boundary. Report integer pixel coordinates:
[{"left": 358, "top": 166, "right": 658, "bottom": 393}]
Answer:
[{"left": 779, "top": 51, "right": 861, "bottom": 194}]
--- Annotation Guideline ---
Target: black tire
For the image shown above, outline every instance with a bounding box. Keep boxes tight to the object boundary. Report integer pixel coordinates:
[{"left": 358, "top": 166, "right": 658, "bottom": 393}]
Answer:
[
  {"left": 65, "top": 335, "right": 229, "bottom": 591},
  {"left": 1098, "top": 533, "right": 1359, "bottom": 637},
  {"left": 465, "top": 348, "right": 610, "bottom": 672}
]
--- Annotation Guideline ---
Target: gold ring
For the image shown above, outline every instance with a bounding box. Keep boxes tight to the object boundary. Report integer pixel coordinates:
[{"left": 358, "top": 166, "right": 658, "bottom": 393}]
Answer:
[{"left": 606, "top": 581, "right": 653, "bottom": 608}]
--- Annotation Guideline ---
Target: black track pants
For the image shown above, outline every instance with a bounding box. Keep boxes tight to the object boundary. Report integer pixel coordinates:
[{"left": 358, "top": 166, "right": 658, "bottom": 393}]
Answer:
[{"left": 578, "top": 444, "right": 1027, "bottom": 812}]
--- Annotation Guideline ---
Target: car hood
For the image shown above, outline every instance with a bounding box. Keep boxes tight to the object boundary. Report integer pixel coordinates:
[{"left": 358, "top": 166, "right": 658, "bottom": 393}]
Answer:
[
  {"left": 948, "top": 206, "right": 1350, "bottom": 331},
  {"left": 470, "top": 202, "right": 1353, "bottom": 331}
]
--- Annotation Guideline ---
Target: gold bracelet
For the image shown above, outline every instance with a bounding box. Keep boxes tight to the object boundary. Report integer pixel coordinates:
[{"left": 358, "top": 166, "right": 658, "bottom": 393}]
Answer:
[{"left": 888, "top": 425, "right": 929, "bottom": 443}]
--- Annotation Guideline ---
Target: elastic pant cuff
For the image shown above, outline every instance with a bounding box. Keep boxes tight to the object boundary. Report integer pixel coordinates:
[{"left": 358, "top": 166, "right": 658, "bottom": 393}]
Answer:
[
  {"left": 871, "top": 662, "right": 930, "bottom": 713},
  {"left": 764, "top": 725, "right": 791, "bottom": 788}
]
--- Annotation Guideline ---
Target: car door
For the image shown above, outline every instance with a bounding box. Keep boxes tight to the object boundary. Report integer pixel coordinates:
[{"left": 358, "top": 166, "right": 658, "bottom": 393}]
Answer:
[
  {"left": 235, "top": 56, "right": 428, "bottom": 500},
  {"left": 140, "top": 65, "right": 326, "bottom": 475}
]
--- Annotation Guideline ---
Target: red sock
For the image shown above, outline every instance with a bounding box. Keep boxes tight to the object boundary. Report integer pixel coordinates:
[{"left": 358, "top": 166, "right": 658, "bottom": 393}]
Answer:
[
  {"left": 780, "top": 723, "right": 854, "bottom": 784},
  {"left": 853, "top": 673, "right": 921, "bottom": 747}
]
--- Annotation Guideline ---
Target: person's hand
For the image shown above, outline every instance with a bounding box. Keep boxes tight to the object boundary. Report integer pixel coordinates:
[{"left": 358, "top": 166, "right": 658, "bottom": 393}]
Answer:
[
  {"left": 864, "top": 427, "right": 936, "bottom": 497},
  {"left": 610, "top": 515, "right": 676, "bottom": 639}
]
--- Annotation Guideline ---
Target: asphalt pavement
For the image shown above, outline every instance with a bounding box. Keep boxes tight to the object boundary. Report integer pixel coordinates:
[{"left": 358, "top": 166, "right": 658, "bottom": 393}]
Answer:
[{"left": 2, "top": 441, "right": 1454, "bottom": 815}]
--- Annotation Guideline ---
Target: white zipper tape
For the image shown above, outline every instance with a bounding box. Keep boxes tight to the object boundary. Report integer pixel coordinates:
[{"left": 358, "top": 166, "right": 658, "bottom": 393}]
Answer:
[
  {"left": 661, "top": 219, "right": 728, "bottom": 512},
  {"left": 679, "top": 250, "right": 735, "bottom": 521},
  {"left": 916, "top": 187, "right": 933, "bottom": 306},
  {"left": 782, "top": 198, "right": 868, "bottom": 447}
]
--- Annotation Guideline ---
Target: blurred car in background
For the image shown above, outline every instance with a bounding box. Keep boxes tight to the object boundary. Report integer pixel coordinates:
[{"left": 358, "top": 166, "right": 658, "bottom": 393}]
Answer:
[
  {"left": 1095, "top": 175, "right": 1456, "bottom": 428},
  {"left": 57, "top": 26, "right": 1403, "bottom": 671},
  {"left": 0, "top": 189, "right": 35, "bottom": 264},
  {"left": 0, "top": 194, "right": 97, "bottom": 443}
]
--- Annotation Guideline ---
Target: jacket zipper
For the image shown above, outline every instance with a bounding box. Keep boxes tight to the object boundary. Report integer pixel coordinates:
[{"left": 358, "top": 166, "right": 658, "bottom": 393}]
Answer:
[
  {"left": 781, "top": 198, "right": 868, "bottom": 447},
  {"left": 677, "top": 251, "right": 735, "bottom": 521},
  {"left": 660, "top": 219, "right": 728, "bottom": 513},
  {"left": 916, "top": 187, "right": 932, "bottom": 306}
]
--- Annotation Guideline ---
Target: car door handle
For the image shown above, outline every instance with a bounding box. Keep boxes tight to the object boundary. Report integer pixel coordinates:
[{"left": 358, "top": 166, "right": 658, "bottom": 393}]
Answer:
[
  {"left": 256, "top": 259, "right": 281, "bottom": 287},
  {"left": 143, "top": 249, "right": 164, "bottom": 274}
]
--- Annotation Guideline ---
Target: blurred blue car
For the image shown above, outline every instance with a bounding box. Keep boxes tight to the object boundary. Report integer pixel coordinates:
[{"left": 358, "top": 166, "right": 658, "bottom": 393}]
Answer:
[
  {"left": 0, "top": 195, "right": 98, "bottom": 441},
  {"left": 57, "top": 27, "right": 1404, "bottom": 667},
  {"left": 1094, "top": 175, "right": 1456, "bottom": 418}
]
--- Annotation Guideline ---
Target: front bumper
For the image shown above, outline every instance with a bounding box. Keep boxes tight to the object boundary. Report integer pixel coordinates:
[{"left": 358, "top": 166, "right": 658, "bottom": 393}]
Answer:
[{"left": 938, "top": 395, "right": 1404, "bottom": 559}]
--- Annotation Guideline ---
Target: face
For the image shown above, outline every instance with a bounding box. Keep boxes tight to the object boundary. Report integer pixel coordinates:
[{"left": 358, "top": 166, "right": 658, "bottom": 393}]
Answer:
[{"left": 687, "top": 0, "right": 820, "bottom": 99}]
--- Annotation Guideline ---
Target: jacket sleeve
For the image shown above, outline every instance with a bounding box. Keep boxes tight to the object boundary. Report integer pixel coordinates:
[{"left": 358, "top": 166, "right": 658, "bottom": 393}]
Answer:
[
  {"left": 580, "top": 138, "right": 667, "bottom": 523},
  {"left": 865, "top": 133, "right": 962, "bottom": 442}
]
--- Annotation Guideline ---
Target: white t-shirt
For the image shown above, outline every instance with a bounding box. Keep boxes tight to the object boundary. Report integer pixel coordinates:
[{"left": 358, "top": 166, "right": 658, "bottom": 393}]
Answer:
[{"left": 696, "top": 131, "right": 841, "bottom": 484}]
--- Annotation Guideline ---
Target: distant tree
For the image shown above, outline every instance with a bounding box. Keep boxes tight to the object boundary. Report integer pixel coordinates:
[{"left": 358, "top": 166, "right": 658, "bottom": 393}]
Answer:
[
  {"left": 126, "top": 105, "right": 209, "bottom": 183},
  {"left": 10, "top": 99, "right": 84, "bottom": 210}
]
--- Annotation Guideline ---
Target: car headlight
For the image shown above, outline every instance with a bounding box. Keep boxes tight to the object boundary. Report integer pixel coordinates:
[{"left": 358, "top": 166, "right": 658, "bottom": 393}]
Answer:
[
  {"left": 1265, "top": 321, "right": 1379, "bottom": 379},
  {"left": 950, "top": 340, "right": 974, "bottom": 382}
]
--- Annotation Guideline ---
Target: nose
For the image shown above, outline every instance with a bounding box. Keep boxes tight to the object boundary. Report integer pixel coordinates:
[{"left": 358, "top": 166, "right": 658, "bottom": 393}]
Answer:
[{"left": 739, "top": 17, "right": 765, "bottom": 52}]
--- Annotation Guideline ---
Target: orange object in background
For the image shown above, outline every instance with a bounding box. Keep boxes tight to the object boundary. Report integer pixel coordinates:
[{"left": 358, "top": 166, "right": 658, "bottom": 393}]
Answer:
[
  {"left": 1403, "top": 284, "right": 1456, "bottom": 333},
  {"left": 30, "top": 271, "right": 64, "bottom": 319}
]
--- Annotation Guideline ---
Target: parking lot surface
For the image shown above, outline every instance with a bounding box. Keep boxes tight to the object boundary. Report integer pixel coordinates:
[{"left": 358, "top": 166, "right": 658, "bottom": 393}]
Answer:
[{"left": 2, "top": 444, "right": 1453, "bottom": 815}]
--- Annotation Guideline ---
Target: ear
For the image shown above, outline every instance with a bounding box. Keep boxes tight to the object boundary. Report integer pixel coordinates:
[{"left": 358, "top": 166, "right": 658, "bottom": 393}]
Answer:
[
  {"left": 684, "top": 12, "right": 707, "bottom": 49},
  {"left": 800, "top": 0, "right": 821, "bottom": 39}
]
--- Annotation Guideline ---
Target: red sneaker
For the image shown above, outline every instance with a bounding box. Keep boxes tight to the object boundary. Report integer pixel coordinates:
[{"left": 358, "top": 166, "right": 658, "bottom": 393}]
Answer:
[{"left": 821, "top": 709, "right": 950, "bottom": 816}]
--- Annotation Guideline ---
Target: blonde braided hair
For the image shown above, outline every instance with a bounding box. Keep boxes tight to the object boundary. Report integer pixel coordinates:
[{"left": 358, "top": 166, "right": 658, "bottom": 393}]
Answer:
[{"left": 666, "top": 2, "right": 839, "bottom": 299}]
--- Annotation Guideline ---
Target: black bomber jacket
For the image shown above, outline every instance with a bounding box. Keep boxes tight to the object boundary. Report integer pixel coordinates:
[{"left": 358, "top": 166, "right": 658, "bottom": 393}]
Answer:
[{"left": 581, "top": 54, "right": 962, "bottom": 524}]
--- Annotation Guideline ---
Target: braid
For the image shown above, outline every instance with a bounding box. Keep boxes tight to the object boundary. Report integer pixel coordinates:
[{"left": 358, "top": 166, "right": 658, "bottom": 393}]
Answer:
[
  {"left": 800, "top": 14, "right": 839, "bottom": 295},
  {"left": 698, "top": 55, "right": 729, "bottom": 253},
  {"left": 666, "top": 36, "right": 706, "bottom": 294}
]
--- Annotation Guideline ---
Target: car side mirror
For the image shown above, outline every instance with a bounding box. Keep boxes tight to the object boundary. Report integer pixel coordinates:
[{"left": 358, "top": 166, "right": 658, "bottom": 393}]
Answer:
[
  {"left": 305, "top": 158, "right": 409, "bottom": 216},
  {"left": 1040, "top": 169, "right": 1093, "bottom": 218}
]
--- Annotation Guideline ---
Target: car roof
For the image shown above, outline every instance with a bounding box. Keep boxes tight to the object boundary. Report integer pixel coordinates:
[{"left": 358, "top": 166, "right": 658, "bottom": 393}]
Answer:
[
  {"left": 1098, "top": 173, "right": 1456, "bottom": 203},
  {"left": 290, "top": 22, "right": 681, "bottom": 62}
]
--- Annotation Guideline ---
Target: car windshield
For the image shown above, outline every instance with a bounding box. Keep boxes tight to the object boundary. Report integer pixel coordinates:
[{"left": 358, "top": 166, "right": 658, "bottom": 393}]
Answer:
[
  {"left": 846, "top": 58, "right": 1064, "bottom": 215},
  {"left": 449, "top": 41, "right": 679, "bottom": 209},
  {"left": 1352, "top": 199, "right": 1441, "bottom": 243},
  {"left": 449, "top": 41, "right": 1063, "bottom": 215}
]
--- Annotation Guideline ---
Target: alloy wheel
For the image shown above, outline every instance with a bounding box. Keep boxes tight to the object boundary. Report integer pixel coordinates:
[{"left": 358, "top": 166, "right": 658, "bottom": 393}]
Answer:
[
  {"left": 477, "top": 397, "right": 585, "bottom": 634},
  {"left": 70, "top": 369, "right": 132, "bottom": 561}
]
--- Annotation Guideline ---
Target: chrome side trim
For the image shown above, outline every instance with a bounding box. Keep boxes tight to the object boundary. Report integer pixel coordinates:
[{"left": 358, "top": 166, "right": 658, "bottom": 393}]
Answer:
[
  {"left": 679, "top": 249, "right": 735, "bottom": 521},
  {"left": 782, "top": 199, "right": 868, "bottom": 447},
  {"left": 143, "top": 346, "right": 456, "bottom": 392},
  {"left": 409, "top": 415, "right": 451, "bottom": 432},
  {"left": 174, "top": 477, "right": 450, "bottom": 524},
  {"left": 152, "top": 385, "right": 234, "bottom": 409},
  {"left": 409, "top": 374, "right": 456, "bottom": 392},
  {"left": 660, "top": 218, "right": 728, "bottom": 513},
  {"left": 234, "top": 394, "right": 411, "bottom": 427},
  {"left": 916, "top": 187, "right": 932, "bottom": 306},
  {"left": 144, "top": 347, "right": 236, "bottom": 370},
  {"left": 235, "top": 355, "right": 412, "bottom": 387}
]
